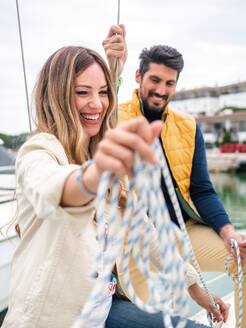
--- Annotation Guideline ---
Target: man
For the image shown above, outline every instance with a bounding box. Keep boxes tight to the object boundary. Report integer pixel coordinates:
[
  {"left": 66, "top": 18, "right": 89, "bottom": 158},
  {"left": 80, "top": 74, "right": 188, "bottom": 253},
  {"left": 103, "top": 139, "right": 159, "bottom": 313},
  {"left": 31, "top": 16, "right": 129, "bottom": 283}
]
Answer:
[{"left": 103, "top": 25, "right": 246, "bottom": 327}]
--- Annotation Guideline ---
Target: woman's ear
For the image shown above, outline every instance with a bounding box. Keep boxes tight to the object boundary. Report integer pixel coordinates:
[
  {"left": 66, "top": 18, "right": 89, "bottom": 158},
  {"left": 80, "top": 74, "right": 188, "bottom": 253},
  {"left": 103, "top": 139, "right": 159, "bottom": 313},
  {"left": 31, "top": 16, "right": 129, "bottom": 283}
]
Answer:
[{"left": 135, "top": 69, "right": 141, "bottom": 84}]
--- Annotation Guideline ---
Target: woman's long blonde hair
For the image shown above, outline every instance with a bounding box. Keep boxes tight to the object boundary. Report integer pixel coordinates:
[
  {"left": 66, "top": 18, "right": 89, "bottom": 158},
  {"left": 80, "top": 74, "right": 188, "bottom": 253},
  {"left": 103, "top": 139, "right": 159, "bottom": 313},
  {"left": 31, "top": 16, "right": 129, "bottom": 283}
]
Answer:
[{"left": 34, "top": 46, "right": 116, "bottom": 164}]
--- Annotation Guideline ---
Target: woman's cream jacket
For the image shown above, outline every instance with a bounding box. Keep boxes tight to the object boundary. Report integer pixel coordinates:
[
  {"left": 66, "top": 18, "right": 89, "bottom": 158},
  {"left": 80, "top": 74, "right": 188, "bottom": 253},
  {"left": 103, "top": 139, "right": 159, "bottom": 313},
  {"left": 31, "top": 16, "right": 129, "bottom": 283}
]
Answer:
[{"left": 3, "top": 133, "right": 198, "bottom": 328}]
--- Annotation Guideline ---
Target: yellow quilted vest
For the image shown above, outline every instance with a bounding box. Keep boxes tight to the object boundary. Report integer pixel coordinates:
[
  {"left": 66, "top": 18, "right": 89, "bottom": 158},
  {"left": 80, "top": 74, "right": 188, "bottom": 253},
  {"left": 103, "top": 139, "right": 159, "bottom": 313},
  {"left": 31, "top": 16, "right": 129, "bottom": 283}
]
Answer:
[
  {"left": 118, "top": 89, "right": 198, "bottom": 304},
  {"left": 119, "top": 89, "right": 196, "bottom": 204}
]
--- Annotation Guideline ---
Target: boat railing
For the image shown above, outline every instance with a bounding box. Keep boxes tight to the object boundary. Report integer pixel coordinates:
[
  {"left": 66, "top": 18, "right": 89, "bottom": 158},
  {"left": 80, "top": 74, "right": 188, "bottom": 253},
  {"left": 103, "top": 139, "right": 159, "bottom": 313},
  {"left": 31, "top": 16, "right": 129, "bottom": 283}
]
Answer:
[{"left": 0, "top": 166, "right": 15, "bottom": 175}]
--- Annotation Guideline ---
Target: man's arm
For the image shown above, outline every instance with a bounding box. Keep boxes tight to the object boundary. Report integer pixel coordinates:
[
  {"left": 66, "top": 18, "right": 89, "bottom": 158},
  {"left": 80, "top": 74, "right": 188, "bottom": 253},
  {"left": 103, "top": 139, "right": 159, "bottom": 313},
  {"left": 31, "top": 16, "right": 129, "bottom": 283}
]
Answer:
[
  {"left": 190, "top": 124, "right": 231, "bottom": 233},
  {"left": 188, "top": 283, "right": 228, "bottom": 324},
  {"left": 190, "top": 124, "right": 246, "bottom": 262}
]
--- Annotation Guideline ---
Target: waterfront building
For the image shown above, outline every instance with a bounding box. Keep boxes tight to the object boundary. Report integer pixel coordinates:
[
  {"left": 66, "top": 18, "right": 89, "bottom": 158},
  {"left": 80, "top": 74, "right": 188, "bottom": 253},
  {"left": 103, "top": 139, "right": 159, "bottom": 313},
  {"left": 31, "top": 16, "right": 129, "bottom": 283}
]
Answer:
[
  {"left": 170, "top": 81, "right": 246, "bottom": 144},
  {"left": 196, "top": 110, "right": 246, "bottom": 144},
  {"left": 170, "top": 81, "right": 246, "bottom": 116}
]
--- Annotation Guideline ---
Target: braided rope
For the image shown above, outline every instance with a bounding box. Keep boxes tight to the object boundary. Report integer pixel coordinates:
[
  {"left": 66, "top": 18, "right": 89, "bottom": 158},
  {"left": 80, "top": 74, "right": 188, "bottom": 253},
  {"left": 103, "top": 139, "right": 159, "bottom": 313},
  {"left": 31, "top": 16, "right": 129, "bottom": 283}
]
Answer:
[
  {"left": 224, "top": 239, "right": 244, "bottom": 328},
  {"left": 73, "top": 139, "right": 238, "bottom": 328},
  {"left": 159, "top": 140, "right": 244, "bottom": 327},
  {"left": 72, "top": 139, "right": 191, "bottom": 328},
  {"left": 154, "top": 142, "right": 220, "bottom": 328},
  {"left": 155, "top": 142, "right": 216, "bottom": 311}
]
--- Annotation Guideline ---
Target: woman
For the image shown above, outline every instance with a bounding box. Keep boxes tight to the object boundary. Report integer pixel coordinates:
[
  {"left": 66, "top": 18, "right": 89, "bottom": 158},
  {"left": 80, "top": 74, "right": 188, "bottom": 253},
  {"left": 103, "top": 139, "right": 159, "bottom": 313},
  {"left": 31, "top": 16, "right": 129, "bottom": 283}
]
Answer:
[{"left": 3, "top": 38, "right": 227, "bottom": 327}]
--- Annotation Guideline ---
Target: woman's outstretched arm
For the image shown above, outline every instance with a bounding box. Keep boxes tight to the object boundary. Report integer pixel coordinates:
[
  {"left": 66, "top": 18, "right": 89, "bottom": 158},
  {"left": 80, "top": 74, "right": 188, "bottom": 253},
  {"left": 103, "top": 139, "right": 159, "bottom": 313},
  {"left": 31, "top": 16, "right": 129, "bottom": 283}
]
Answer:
[{"left": 61, "top": 117, "right": 163, "bottom": 207}]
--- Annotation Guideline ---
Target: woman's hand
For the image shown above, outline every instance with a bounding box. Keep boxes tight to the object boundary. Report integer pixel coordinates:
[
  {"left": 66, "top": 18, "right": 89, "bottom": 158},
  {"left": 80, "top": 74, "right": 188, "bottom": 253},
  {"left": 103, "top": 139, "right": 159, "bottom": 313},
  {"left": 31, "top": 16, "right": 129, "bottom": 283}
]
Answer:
[
  {"left": 188, "top": 283, "right": 229, "bottom": 323},
  {"left": 102, "top": 24, "right": 127, "bottom": 81},
  {"left": 93, "top": 117, "right": 163, "bottom": 177}
]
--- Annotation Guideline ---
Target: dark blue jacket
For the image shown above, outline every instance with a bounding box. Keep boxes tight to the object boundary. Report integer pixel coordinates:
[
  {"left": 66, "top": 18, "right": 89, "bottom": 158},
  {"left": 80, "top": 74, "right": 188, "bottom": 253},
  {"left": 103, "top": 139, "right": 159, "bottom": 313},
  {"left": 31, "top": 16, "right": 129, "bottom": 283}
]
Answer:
[{"left": 160, "top": 124, "right": 231, "bottom": 234}]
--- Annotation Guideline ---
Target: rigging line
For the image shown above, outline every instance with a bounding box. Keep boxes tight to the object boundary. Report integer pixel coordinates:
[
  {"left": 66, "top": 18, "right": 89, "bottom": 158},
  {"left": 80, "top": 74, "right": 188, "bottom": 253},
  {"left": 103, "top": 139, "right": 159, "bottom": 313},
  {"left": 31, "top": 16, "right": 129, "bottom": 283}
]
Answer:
[
  {"left": 15, "top": 0, "right": 32, "bottom": 132},
  {"left": 114, "top": 0, "right": 120, "bottom": 122},
  {"left": 117, "top": 0, "right": 120, "bottom": 25}
]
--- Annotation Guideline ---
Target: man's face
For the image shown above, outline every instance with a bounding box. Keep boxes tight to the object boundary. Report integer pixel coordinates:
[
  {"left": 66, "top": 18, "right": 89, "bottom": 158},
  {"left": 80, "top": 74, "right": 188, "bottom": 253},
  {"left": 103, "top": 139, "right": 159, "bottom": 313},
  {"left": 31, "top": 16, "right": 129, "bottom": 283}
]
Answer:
[{"left": 136, "top": 63, "right": 178, "bottom": 114}]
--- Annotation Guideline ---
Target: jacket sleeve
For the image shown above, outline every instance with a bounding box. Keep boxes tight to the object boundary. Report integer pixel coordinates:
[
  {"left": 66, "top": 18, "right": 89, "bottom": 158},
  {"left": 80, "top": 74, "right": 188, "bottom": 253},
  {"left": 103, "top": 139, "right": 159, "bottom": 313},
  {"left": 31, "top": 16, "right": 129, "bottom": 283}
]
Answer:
[
  {"left": 15, "top": 134, "right": 82, "bottom": 220},
  {"left": 190, "top": 124, "right": 231, "bottom": 234},
  {"left": 184, "top": 262, "right": 199, "bottom": 287}
]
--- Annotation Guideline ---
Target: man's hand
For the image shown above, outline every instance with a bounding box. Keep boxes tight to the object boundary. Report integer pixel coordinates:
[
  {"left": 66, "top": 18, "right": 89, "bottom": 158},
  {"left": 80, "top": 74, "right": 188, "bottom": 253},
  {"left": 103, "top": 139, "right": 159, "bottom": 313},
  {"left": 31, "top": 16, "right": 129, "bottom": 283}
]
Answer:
[
  {"left": 220, "top": 224, "right": 246, "bottom": 265},
  {"left": 188, "top": 283, "right": 229, "bottom": 323},
  {"left": 102, "top": 24, "right": 127, "bottom": 82}
]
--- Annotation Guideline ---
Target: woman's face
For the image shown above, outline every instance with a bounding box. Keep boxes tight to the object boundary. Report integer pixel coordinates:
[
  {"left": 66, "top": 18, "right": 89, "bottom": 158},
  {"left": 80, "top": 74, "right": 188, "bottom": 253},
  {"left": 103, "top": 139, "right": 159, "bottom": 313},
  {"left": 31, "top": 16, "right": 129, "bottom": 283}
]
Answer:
[{"left": 74, "top": 62, "right": 109, "bottom": 137}]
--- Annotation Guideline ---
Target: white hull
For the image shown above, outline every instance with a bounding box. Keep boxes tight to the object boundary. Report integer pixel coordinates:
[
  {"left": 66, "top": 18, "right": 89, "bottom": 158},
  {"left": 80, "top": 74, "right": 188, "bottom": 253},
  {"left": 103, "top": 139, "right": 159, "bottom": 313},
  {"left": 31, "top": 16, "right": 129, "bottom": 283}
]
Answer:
[
  {"left": 0, "top": 173, "right": 17, "bottom": 314},
  {"left": 0, "top": 236, "right": 18, "bottom": 313}
]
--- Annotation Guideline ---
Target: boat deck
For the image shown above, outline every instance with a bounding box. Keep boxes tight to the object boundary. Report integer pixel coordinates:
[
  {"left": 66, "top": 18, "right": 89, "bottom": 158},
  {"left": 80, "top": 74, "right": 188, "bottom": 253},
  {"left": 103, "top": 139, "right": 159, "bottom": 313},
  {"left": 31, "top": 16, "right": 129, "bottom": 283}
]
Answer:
[{"left": 188, "top": 229, "right": 246, "bottom": 327}]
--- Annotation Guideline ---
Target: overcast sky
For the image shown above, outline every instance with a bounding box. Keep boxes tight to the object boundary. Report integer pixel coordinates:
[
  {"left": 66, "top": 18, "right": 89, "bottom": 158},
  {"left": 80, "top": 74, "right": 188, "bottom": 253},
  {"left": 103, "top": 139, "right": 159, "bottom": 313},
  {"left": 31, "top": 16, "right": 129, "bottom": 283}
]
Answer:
[{"left": 1, "top": 0, "right": 246, "bottom": 134}]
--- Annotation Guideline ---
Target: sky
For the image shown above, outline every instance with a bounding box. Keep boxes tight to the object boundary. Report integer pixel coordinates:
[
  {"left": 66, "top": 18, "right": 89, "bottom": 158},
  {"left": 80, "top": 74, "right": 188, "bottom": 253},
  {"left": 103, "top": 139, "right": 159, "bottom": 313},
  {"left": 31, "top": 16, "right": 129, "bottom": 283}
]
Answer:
[{"left": 1, "top": 0, "right": 246, "bottom": 134}]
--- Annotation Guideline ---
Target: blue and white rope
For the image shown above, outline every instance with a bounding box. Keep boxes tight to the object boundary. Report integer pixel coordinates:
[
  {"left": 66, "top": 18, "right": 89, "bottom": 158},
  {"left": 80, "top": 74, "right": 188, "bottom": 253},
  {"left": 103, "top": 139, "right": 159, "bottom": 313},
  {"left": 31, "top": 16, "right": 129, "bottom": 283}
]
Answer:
[
  {"left": 72, "top": 139, "right": 229, "bottom": 328},
  {"left": 156, "top": 139, "right": 244, "bottom": 328},
  {"left": 72, "top": 139, "right": 191, "bottom": 328},
  {"left": 121, "top": 156, "right": 189, "bottom": 326},
  {"left": 153, "top": 141, "right": 219, "bottom": 328},
  {"left": 224, "top": 238, "right": 244, "bottom": 328},
  {"left": 72, "top": 174, "right": 130, "bottom": 328}
]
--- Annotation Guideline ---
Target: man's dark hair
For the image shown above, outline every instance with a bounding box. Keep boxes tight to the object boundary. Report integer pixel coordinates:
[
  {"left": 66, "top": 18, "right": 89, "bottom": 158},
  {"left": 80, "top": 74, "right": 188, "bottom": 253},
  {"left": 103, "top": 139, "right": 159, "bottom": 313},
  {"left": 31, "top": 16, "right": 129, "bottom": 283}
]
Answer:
[{"left": 139, "top": 45, "right": 184, "bottom": 79}]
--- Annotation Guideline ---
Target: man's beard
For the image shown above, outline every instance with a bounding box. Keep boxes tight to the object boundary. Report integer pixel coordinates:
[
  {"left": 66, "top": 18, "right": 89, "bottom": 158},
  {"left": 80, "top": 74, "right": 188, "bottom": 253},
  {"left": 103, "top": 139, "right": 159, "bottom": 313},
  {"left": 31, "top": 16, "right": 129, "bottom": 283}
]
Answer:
[{"left": 140, "top": 89, "right": 169, "bottom": 122}]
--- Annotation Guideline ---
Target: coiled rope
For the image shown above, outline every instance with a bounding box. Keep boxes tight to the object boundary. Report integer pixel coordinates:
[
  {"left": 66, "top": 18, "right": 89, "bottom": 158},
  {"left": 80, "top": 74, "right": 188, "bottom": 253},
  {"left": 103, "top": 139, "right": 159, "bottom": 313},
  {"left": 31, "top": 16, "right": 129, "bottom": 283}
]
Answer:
[
  {"left": 72, "top": 139, "right": 216, "bottom": 328},
  {"left": 73, "top": 137, "right": 245, "bottom": 328},
  {"left": 153, "top": 140, "right": 244, "bottom": 328}
]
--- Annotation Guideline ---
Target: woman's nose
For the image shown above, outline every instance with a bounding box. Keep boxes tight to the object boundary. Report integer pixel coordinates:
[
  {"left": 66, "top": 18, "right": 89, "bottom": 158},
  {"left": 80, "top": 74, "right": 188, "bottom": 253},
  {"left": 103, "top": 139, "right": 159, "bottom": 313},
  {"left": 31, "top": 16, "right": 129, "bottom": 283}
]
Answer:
[{"left": 88, "top": 94, "right": 103, "bottom": 110}]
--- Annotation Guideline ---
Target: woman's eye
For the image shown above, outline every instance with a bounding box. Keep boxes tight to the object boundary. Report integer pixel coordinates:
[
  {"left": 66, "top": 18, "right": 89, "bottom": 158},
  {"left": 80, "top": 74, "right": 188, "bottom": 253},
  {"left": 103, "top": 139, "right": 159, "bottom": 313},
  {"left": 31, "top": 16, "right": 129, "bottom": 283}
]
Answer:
[
  {"left": 100, "top": 90, "right": 109, "bottom": 95},
  {"left": 75, "top": 91, "right": 87, "bottom": 95}
]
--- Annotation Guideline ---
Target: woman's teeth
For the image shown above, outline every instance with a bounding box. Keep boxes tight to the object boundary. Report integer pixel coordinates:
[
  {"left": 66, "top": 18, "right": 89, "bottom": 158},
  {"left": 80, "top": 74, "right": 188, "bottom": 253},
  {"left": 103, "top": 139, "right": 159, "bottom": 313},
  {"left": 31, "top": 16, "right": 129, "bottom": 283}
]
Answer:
[{"left": 80, "top": 113, "right": 100, "bottom": 120}]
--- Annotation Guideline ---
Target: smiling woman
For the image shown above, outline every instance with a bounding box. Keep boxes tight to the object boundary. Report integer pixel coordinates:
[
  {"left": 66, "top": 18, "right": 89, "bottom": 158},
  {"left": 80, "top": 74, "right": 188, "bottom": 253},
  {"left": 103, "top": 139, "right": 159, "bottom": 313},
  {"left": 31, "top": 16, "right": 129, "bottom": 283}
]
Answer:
[{"left": 34, "top": 46, "right": 116, "bottom": 165}]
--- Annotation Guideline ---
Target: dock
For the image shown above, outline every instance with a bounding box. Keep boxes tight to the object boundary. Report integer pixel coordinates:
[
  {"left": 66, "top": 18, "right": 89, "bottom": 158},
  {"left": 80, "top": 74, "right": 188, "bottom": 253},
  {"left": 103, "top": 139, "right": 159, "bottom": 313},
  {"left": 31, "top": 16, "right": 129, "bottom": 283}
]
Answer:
[{"left": 206, "top": 150, "right": 246, "bottom": 173}]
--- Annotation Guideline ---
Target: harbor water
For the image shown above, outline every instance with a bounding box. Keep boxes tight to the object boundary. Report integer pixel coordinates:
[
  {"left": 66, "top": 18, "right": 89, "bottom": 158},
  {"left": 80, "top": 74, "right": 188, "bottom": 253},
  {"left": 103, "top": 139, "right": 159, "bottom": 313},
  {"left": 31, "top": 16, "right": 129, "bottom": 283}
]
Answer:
[
  {"left": 210, "top": 172, "right": 246, "bottom": 230},
  {"left": 188, "top": 172, "right": 246, "bottom": 320}
]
